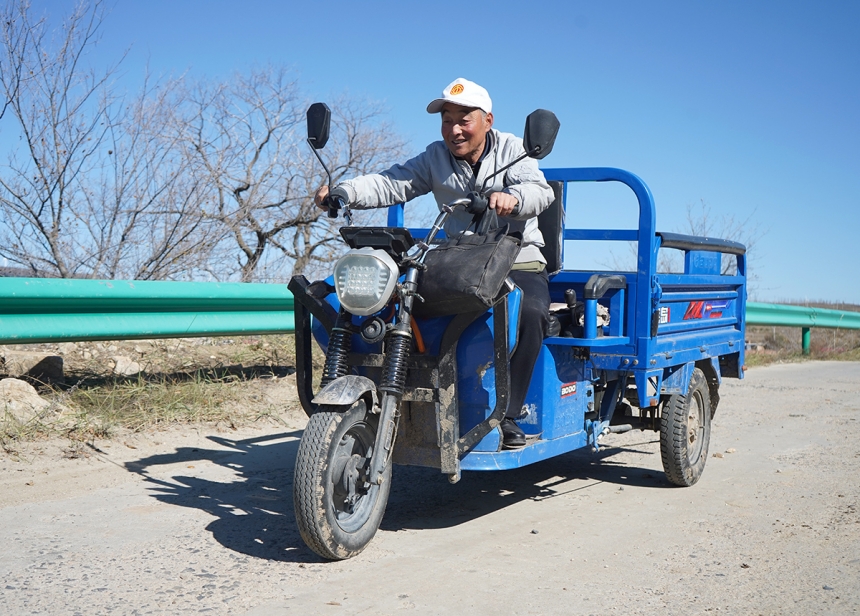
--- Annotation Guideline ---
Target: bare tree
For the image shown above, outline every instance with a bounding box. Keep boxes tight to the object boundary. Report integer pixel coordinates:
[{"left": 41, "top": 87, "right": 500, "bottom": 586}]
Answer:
[
  {"left": 1, "top": 1, "right": 408, "bottom": 282},
  {"left": 0, "top": 1, "right": 222, "bottom": 280},
  {"left": 0, "top": 0, "right": 30, "bottom": 122},
  {"left": 281, "top": 99, "right": 407, "bottom": 278},
  {"left": 602, "top": 199, "right": 764, "bottom": 290},
  {"left": 660, "top": 200, "right": 765, "bottom": 279},
  {"left": 0, "top": 0, "right": 117, "bottom": 277},
  {"left": 175, "top": 69, "right": 407, "bottom": 282},
  {"left": 90, "top": 76, "right": 219, "bottom": 280}
]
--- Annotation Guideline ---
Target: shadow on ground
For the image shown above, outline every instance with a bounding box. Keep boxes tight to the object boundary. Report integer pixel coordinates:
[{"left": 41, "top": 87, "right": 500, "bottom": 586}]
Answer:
[
  {"left": 59, "top": 364, "right": 296, "bottom": 391},
  {"left": 126, "top": 431, "right": 311, "bottom": 562},
  {"left": 383, "top": 438, "right": 667, "bottom": 532},
  {"left": 126, "top": 431, "right": 667, "bottom": 563}
]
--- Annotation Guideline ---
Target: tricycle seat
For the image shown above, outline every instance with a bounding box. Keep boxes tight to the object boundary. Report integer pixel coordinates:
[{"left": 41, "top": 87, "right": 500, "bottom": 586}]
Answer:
[{"left": 537, "top": 181, "right": 565, "bottom": 274}]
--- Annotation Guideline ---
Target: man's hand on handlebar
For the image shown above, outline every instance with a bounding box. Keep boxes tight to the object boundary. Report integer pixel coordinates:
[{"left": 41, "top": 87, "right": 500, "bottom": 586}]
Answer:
[
  {"left": 314, "top": 185, "right": 350, "bottom": 217},
  {"left": 314, "top": 185, "right": 331, "bottom": 209},
  {"left": 488, "top": 192, "right": 519, "bottom": 217}
]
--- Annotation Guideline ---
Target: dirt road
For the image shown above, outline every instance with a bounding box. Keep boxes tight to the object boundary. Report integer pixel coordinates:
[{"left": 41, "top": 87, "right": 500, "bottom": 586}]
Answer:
[{"left": 2, "top": 361, "right": 858, "bottom": 615}]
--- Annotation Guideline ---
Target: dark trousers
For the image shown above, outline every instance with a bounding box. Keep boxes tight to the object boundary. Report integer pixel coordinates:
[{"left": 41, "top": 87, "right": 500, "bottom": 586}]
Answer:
[{"left": 506, "top": 269, "right": 550, "bottom": 419}]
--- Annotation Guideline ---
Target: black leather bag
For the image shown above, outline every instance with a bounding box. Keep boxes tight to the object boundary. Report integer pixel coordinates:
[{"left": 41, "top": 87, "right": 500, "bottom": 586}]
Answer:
[{"left": 413, "top": 209, "right": 521, "bottom": 318}]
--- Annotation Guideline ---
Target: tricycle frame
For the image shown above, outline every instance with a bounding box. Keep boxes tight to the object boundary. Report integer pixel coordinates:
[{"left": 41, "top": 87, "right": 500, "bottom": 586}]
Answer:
[{"left": 291, "top": 167, "right": 747, "bottom": 481}]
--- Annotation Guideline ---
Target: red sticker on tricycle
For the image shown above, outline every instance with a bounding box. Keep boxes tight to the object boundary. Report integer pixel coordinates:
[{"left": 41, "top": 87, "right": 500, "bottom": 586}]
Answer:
[{"left": 561, "top": 382, "right": 577, "bottom": 397}]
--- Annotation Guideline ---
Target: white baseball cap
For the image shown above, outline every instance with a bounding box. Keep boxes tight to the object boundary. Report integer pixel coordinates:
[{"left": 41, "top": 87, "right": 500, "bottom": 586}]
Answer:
[{"left": 426, "top": 77, "right": 492, "bottom": 114}]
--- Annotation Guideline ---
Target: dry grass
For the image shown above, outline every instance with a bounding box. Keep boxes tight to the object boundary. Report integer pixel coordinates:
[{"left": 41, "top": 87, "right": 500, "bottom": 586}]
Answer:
[
  {"left": 745, "top": 302, "right": 860, "bottom": 367},
  {"left": 63, "top": 373, "right": 242, "bottom": 435},
  {"left": 1, "top": 334, "right": 310, "bottom": 454}
]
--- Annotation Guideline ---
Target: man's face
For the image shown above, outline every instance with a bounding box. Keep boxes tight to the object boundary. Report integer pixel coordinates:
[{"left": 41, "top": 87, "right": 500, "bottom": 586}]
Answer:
[{"left": 440, "top": 103, "right": 493, "bottom": 165}]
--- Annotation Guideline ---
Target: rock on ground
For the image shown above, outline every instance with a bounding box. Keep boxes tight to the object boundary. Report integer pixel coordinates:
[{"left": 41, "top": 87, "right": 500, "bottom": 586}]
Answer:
[{"left": 0, "top": 377, "right": 50, "bottom": 424}]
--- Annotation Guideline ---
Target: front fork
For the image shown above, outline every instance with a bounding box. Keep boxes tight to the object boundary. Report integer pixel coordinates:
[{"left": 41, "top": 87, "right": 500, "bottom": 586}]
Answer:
[
  {"left": 319, "top": 269, "right": 419, "bottom": 486},
  {"left": 367, "top": 267, "right": 419, "bottom": 485},
  {"left": 341, "top": 206, "right": 450, "bottom": 485}
]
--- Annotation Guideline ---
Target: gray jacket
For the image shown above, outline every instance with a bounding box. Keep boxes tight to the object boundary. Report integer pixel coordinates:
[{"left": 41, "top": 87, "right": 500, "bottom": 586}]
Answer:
[{"left": 338, "top": 129, "right": 554, "bottom": 264}]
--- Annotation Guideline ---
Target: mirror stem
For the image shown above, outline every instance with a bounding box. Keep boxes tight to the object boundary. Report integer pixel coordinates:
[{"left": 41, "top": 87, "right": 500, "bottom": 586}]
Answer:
[
  {"left": 479, "top": 151, "right": 528, "bottom": 194},
  {"left": 307, "top": 138, "right": 333, "bottom": 190}
]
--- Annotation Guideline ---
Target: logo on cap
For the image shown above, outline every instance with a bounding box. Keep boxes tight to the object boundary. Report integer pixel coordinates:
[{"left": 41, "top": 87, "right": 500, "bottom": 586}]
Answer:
[{"left": 450, "top": 84, "right": 464, "bottom": 95}]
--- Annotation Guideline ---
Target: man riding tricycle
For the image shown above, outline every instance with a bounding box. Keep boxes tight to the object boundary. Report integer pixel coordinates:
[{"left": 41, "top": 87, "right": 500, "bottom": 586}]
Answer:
[{"left": 288, "top": 78, "right": 747, "bottom": 560}]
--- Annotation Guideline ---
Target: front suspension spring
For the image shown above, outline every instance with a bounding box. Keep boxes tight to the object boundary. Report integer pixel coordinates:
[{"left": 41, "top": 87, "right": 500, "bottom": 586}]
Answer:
[
  {"left": 321, "top": 319, "right": 352, "bottom": 387},
  {"left": 380, "top": 331, "right": 411, "bottom": 395}
]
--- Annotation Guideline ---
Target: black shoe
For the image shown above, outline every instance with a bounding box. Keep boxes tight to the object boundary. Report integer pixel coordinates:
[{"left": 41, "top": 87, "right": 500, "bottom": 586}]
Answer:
[{"left": 501, "top": 418, "right": 526, "bottom": 449}]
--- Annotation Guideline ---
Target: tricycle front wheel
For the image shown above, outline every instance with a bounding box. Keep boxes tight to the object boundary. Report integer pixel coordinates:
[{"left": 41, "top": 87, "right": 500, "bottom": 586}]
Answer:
[
  {"left": 293, "top": 400, "right": 392, "bottom": 560},
  {"left": 660, "top": 367, "right": 711, "bottom": 486}
]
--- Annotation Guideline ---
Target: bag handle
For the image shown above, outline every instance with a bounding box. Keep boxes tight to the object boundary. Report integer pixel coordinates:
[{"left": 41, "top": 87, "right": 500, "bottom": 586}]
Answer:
[{"left": 471, "top": 207, "right": 501, "bottom": 236}]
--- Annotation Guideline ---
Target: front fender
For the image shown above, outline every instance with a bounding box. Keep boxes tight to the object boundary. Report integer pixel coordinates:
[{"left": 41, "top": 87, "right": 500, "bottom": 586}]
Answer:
[{"left": 312, "top": 375, "right": 379, "bottom": 408}]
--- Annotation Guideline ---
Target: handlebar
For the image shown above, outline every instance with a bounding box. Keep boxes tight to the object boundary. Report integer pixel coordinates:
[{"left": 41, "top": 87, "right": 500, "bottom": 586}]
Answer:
[
  {"left": 322, "top": 195, "right": 353, "bottom": 226},
  {"left": 466, "top": 191, "right": 488, "bottom": 215},
  {"left": 325, "top": 195, "right": 344, "bottom": 219},
  {"left": 414, "top": 198, "right": 470, "bottom": 264}
]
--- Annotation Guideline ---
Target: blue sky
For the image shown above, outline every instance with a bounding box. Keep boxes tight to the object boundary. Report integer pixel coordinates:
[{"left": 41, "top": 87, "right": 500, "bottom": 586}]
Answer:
[{"left": 33, "top": 1, "right": 860, "bottom": 303}]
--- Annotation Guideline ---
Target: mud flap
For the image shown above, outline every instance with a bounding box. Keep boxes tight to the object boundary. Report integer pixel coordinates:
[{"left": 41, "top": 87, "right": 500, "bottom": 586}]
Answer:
[{"left": 312, "top": 375, "right": 379, "bottom": 409}]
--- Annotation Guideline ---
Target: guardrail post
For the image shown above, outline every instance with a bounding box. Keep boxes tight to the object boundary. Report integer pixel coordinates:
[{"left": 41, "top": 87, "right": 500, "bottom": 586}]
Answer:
[{"left": 746, "top": 303, "right": 860, "bottom": 357}]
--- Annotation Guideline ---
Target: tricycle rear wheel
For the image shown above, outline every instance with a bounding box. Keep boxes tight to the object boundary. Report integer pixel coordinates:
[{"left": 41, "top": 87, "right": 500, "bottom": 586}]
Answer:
[
  {"left": 660, "top": 367, "right": 711, "bottom": 486},
  {"left": 293, "top": 400, "right": 392, "bottom": 560}
]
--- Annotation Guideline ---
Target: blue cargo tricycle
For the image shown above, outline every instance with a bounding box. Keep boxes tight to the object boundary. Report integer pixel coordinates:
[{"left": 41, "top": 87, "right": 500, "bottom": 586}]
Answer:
[{"left": 289, "top": 104, "right": 747, "bottom": 560}]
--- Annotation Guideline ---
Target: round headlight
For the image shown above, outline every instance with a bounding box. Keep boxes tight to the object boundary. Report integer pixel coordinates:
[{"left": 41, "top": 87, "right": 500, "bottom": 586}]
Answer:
[{"left": 333, "top": 248, "right": 399, "bottom": 316}]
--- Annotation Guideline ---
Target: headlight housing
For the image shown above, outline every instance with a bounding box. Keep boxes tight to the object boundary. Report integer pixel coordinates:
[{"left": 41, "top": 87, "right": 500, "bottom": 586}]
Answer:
[{"left": 333, "top": 248, "right": 399, "bottom": 316}]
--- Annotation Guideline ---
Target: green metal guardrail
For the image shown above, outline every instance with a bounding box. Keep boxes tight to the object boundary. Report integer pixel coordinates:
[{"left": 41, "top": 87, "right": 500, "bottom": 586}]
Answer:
[
  {"left": 746, "top": 301, "right": 860, "bottom": 355},
  {"left": 1, "top": 279, "right": 857, "bottom": 357},
  {"left": 0, "top": 278, "right": 294, "bottom": 345}
]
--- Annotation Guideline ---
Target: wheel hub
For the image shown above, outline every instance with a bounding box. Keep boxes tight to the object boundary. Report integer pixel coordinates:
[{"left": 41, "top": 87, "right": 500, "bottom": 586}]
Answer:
[
  {"left": 687, "top": 392, "right": 705, "bottom": 462},
  {"left": 340, "top": 454, "right": 366, "bottom": 510},
  {"left": 330, "top": 426, "right": 375, "bottom": 523}
]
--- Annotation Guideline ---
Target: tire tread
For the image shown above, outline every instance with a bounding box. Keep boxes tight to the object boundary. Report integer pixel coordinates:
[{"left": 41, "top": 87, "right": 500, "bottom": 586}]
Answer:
[
  {"left": 293, "top": 403, "right": 392, "bottom": 560},
  {"left": 293, "top": 411, "right": 340, "bottom": 558},
  {"left": 660, "top": 367, "right": 711, "bottom": 487}
]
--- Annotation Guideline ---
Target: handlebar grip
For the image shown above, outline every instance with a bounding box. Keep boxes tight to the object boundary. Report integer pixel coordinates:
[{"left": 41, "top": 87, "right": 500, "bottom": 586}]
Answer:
[
  {"left": 466, "top": 191, "right": 488, "bottom": 215},
  {"left": 324, "top": 195, "right": 344, "bottom": 219}
]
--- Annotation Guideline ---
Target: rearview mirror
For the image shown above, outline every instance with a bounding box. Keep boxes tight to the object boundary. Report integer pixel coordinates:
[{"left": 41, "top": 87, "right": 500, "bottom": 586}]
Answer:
[
  {"left": 307, "top": 102, "right": 331, "bottom": 149},
  {"left": 523, "top": 109, "right": 560, "bottom": 160}
]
